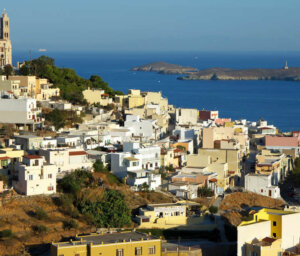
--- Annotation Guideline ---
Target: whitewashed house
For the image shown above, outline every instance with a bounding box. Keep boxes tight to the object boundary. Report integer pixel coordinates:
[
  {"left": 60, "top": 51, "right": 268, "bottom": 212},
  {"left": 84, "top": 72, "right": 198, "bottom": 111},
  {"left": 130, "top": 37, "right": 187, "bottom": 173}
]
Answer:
[
  {"left": 39, "top": 148, "right": 93, "bottom": 173},
  {"left": 0, "top": 97, "right": 43, "bottom": 131},
  {"left": 124, "top": 115, "right": 157, "bottom": 139},
  {"left": 245, "top": 173, "right": 281, "bottom": 198},
  {"left": 12, "top": 155, "right": 57, "bottom": 196},
  {"left": 127, "top": 170, "right": 161, "bottom": 191}
]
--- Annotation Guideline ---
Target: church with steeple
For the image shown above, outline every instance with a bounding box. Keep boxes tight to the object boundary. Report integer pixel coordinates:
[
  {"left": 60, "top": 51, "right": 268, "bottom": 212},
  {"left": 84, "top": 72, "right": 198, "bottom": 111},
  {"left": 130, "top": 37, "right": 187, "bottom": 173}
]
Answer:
[{"left": 0, "top": 9, "right": 12, "bottom": 68}]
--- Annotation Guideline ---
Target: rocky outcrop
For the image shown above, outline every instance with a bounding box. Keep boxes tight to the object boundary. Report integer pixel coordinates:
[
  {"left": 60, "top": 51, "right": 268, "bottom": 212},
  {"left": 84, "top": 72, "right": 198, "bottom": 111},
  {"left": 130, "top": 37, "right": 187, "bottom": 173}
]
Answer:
[
  {"left": 178, "top": 67, "right": 300, "bottom": 81},
  {"left": 132, "top": 62, "right": 300, "bottom": 82},
  {"left": 131, "top": 61, "right": 198, "bottom": 75}
]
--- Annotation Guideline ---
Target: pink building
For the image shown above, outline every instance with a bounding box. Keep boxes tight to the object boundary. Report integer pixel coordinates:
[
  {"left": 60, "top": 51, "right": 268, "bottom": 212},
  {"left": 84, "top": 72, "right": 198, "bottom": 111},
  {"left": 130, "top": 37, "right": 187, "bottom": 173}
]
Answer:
[
  {"left": 215, "top": 118, "right": 231, "bottom": 126},
  {"left": 265, "top": 135, "right": 299, "bottom": 150}
]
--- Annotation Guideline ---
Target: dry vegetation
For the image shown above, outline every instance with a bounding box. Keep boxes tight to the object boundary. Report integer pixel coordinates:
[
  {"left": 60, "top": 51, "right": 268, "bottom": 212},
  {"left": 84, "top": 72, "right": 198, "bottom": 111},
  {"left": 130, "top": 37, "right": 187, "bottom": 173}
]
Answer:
[
  {"left": 0, "top": 177, "right": 173, "bottom": 255},
  {"left": 220, "top": 192, "right": 285, "bottom": 226}
]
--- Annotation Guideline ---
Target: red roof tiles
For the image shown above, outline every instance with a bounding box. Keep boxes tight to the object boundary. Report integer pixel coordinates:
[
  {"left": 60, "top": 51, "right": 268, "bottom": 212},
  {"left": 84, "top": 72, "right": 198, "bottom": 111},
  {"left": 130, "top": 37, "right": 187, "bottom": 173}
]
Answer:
[
  {"left": 0, "top": 157, "right": 10, "bottom": 160},
  {"left": 69, "top": 151, "right": 87, "bottom": 156},
  {"left": 24, "top": 155, "right": 42, "bottom": 159}
]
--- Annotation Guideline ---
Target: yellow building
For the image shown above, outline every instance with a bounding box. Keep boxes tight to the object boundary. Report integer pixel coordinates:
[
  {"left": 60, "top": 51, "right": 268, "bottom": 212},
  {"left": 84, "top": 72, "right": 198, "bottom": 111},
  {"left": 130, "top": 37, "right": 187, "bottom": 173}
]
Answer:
[
  {"left": 136, "top": 203, "right": 188, "bottom": 229},
  {"left": 51, "top": 231, "right": 161, "bottom": 256},
  {"left": 0, "top": 147, "right": 24, "bottom": 169},
  {"left": 82, "top": 87, "right": 113, "bottom": 106},
  {"left": 8, "top": 75, "right": 60, "bottom": 100},
  {"left": 238, "top": 208, "right": 300, "bottom": 256}
]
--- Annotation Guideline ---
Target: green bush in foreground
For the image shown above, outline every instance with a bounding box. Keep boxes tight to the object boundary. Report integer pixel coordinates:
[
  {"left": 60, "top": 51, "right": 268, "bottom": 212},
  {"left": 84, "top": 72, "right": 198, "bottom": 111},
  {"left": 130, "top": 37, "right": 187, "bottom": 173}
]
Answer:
[
  {"left": 63, "top": 219, "right": 78, "bottom": 230},
  {"left": 31, "top": 225, "right": 48, "bottom": 235},
  {"left": 0, "top": 229, "right": 13, "bottom": 238},
  {"left": 33, "top": 207, "right": 49, "bottom": 220},
  {"left": 209, "top": 206, "right": 218, "bottom": 214}
]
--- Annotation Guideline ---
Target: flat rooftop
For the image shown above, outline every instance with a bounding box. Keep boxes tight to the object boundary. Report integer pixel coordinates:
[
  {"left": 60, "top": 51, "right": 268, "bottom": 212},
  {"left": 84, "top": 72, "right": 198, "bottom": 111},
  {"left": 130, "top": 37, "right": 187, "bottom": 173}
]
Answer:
[{"left": 52, "top": 231, "right": 159, "bottom": 248}]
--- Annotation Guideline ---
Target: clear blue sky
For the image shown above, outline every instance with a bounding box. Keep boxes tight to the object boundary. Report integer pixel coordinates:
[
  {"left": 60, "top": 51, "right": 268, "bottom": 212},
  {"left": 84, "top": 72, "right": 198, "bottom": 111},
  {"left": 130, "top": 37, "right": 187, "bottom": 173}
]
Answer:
[{"left": 4, "top": 0, "right": 300, "bottom": 52}]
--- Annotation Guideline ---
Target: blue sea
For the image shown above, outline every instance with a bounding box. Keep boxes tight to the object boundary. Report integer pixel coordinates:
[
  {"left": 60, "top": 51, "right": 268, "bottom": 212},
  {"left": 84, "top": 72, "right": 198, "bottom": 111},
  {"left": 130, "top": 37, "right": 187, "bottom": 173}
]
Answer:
[{"left": 13, "top": 51, "right": 300, "bottom": 132}]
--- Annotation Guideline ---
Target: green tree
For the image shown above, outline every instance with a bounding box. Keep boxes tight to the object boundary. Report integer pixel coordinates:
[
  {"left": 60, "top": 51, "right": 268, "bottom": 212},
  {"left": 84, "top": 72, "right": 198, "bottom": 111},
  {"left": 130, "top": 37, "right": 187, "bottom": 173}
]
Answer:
[
  {"left": 100, "top": 190, "right": 131, "bottom": 228},
  {"left": 45, "top": 109, "right": 65, "bottom": 130},
  {"left": 3, "top": 64, "right": 13, "bottom": 78},
  {"left": 139, "top": 182, "right": 150, "bottom": 192},
  {"left": 93, "top": 160, "right": 108, "bottom": 173},
  {"left": 208, "top": 206, "right": 218, "bottom": 214}
]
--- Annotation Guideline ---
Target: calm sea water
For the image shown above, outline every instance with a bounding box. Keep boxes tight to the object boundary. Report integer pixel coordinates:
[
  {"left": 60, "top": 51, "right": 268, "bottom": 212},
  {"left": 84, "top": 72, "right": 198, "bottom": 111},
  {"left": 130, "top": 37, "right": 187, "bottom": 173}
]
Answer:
[{"left": 13, "top": 51, "right": 300, "bottom": 132}]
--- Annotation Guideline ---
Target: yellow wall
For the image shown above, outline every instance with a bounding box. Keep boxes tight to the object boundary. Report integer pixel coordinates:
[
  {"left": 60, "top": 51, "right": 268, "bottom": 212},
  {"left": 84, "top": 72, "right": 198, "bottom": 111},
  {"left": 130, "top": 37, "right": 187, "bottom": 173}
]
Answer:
[
  {"left": 52, "top": 239, "right": 161, "bottom": 256},
  {"left": 139, "top": 209, "right": 187, "bottom": 229},
  {"left": 240, "top": 209, "right": 293, "bottom": 239},
  {"left": 245, "top": 239, "right": 282, "bottom": 256}
]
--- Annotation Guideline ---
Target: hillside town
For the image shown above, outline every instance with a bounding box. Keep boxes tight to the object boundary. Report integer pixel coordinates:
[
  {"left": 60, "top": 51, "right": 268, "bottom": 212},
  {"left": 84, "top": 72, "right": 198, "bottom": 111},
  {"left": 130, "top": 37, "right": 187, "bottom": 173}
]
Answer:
[{"left": 1, "top": 10, "right": 300, "bottom": 256}]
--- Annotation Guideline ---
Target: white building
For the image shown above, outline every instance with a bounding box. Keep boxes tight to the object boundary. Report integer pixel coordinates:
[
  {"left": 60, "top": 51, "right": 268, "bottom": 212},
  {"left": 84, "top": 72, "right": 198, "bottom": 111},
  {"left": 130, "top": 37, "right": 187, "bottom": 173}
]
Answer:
[
  {"left": 124, "top": 115, "right": 157, "bottom": 139},
  {"left": 56, "top": 136, "right": 81, "bottom": 147},
  {"left": 39, "top": 148, "right": 92, "bottom": 173},
  {"left": 127, "top": 170, "right": 161, "bottom": 191},
  {"left": 0, "top": 97, "right": 43, "bottom": 130},
  {"left": 168, "top": 182, "right": 199, "bottom": 199},
  {"left": 12, "top": 155, "right": 57, "bottom": 196},
  {"left": 245, "top": 173, "right": 281, "bottom": 199},
  {"left": 123, "top": 142, "right": 161, "bottom": 170},
  {"left": 110, "top": 142, "right": 161, "bottom": 188},
  {"left": 175, "top": 108, "right": 198, "bottom": 126}
]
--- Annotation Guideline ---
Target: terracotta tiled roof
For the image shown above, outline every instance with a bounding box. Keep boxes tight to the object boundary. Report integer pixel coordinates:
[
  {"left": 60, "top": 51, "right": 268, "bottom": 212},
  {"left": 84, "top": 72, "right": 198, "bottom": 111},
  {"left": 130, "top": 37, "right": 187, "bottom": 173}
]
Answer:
[
  {"left": 69, "top": 151, "right": 87, "bottom": 156},
  {"left": 262, "top": 237, "right": 276, "bottom": 244},
  {"left": 209, "top": 178, "right": 217, "bottom": 182},
  {"left": 0, "top": 156, "right": 10, "bottom": 160},
  {"left": 24, "top": 155, "right": 42, "bottom": 159}
]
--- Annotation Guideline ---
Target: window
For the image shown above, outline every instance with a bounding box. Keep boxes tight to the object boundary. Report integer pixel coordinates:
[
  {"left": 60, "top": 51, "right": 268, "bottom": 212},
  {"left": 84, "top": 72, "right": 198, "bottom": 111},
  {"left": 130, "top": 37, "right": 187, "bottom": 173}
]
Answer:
[
  {"left": 155, "top": 163, "right": 158, "bottom": 167},
  {"left": 48, "top": 174, "right": 52, "bottom": 179},
  {"left": 135, "top": 247, "right": 142, "bottom": 255},
  {"left": 149, "top": 246, "right": 156, "bottom": 255},
  {"left": 273, "top": 221, "right": 277, "bottom": 226},
  {"left": 48, "top": 186, "right": 54, "bottom": 191},
  {"left": 273, "top": 233, "right": 276, "bottom": 238},
  {"left": 116, "top": 249, "right": 124, "bottom": 256},
  {"left": 261, "top": 189, "right": 263, "bottom": 193},
  {"left": 75, "top": 254, "right": 80, "bottom": 256},
  {"left": 29, "top": 175, "right": 33, "bottom": 180}
]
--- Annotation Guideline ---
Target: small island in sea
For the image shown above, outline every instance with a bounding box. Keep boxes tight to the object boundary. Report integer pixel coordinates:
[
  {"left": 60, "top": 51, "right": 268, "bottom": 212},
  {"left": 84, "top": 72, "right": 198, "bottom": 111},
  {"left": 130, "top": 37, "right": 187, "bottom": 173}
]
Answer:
[
  {"left": 132, "top": 61, "right": 300, "bottom": 81},
  {"left": 131, "top": 61, "right": 198, "bottom": 74}
]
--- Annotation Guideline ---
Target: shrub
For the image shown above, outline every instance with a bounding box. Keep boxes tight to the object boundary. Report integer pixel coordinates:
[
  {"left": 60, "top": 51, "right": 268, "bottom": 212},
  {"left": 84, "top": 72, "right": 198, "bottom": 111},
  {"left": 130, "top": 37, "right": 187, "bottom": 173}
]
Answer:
[
  {"left": 33, "top": 207, "right": 48, "bottom": 220},
  {"left": 208, "top": 206, "right": 218, "bottom": 214},
  {"left": 93, "top": 160, "right": 108, "bottom": 173},
  {"left": 32, "top": 225, "right": 48, "bottom": 235},
  {"left": 198, "top": 187, "right": 213, "bottom": 197},
  {"left": 63, "top": 219, "right": 78, "bottom": 230},
  {"left": 0, "top": 229, "right": 13, "bottom": 238}
]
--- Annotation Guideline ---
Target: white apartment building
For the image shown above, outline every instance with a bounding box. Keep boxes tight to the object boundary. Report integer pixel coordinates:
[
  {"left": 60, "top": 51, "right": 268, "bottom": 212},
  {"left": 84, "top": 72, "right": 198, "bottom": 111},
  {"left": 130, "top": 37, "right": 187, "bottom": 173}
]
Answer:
[
  {"left": 245, "top": 173, "right": 281, "bottom": 199},
  {"left": 127, "top": 170, "right": 161, "bottom": 191},
  {"left": 124, "top": 115, "right": 157, "bottom": 139},
  {"left": 39, "top": 148, "right": 92, "bottom": 173},
  {"left": 12, "top": 155, "right": 57, "bottom": 196},
  {"left": 123, "top": 142, "right": 161, "bottom": 170},
  {"left": 0, "top": 97, "right": 43, "bottom": 131}
]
